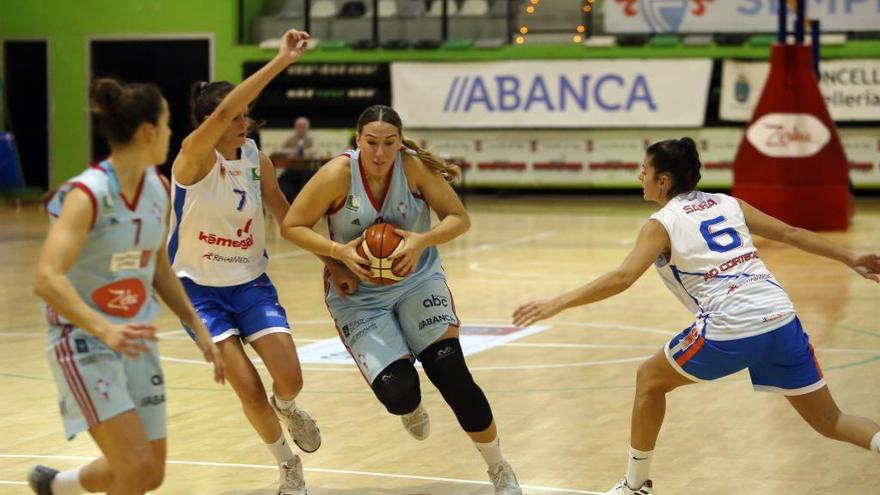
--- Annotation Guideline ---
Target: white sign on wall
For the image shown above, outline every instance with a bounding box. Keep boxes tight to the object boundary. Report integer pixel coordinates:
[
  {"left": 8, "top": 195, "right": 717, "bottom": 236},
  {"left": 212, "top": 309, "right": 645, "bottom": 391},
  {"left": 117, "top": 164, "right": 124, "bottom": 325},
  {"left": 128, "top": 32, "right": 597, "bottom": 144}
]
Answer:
[
  {"left": 746, "top": 113, "right": 831, "bottom": 158},
  {"left": 391, "top": 60, "right": 712, "bottom": 128},
  {"left": 720, "top": 59, "right": 880, "bottom": 122},
  {"left": 604, "top": 1, "right": 880, "bottom": 33}
]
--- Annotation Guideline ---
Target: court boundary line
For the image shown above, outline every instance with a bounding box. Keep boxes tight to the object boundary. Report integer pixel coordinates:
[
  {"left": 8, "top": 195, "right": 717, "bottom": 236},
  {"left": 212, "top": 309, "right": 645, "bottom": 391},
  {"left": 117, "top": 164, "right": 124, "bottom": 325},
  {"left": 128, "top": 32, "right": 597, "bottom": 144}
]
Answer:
[{"left": 0, "top": 454, "right": 600, "bottom": 494}]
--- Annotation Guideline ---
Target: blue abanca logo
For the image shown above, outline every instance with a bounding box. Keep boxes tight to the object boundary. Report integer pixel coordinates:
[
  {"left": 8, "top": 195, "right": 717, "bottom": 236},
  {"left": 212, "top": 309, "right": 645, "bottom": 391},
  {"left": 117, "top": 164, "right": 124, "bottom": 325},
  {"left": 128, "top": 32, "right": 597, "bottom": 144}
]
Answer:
[{"left": 442, "top": 74, "right": 657, "bottom": 113}]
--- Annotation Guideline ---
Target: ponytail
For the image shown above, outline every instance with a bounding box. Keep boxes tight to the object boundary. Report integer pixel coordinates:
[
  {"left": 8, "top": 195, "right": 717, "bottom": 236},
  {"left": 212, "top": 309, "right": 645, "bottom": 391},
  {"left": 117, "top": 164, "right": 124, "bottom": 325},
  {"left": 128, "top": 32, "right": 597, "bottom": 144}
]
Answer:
[{"left": 402, "top": 138, "right": 460, "bottom": 182}]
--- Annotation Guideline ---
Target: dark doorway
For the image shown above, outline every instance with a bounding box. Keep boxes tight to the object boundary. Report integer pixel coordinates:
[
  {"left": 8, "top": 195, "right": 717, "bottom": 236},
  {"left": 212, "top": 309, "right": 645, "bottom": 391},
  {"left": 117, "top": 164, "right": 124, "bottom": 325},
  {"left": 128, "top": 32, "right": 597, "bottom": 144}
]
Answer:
[
  {"left": 3, "top": 40, "right": 49, "bottom": 189},
  {"left": 89, "top": 38, "right": 211, "bottom": 175}
]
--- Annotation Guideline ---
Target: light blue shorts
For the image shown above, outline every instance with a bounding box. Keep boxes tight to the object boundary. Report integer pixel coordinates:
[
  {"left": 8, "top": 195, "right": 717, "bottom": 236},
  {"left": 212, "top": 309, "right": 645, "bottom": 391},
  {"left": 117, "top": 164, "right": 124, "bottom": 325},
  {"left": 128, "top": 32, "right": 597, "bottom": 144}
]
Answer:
[
  {"left": 326, "top": 275, "right": 460, "bottom": 383},
  {"left": 47, "top": 325, "right": 166, "bottom": 440}
]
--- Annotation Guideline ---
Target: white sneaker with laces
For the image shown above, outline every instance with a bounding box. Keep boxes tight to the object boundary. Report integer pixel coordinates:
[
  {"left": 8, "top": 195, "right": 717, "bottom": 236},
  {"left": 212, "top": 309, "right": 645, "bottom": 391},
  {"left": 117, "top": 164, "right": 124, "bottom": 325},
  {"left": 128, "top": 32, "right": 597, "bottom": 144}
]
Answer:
[
  {"left": 270, "top": 395, "right": 322, "bottom": 453},
  {"left": 604, "top": 478, "right": 654, "bottom": 495},
  {"left": 487, "top": 460, "right": 522, "bottom": 495},
  {"left": 400, "top": 403, "right": 430, "bottom": 440},
  {"left": 278, "top": 456, "right": 307, "bottom": 495}
]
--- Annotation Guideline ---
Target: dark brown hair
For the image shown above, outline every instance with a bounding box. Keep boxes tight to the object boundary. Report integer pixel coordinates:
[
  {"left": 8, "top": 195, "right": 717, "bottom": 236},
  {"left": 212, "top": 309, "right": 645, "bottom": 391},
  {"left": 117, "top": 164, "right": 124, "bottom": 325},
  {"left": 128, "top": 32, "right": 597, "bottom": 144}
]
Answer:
[
  {"left": 89, "top": 78, "right": 163, "bottom": 145},
  {"left": 356, "top": 105, "right": 460, "bottom": 181},
  {"left": 189, "top": 81, "right": 235, "bottom": 128},
  {"left": 646, "top": 137, "right": 702, "bottom": 198}
]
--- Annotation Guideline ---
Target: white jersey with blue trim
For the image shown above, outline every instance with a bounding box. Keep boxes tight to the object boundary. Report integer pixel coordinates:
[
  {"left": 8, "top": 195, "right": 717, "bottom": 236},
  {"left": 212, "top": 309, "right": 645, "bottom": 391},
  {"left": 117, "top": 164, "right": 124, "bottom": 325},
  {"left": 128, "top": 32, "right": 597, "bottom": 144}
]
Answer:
[
  {"left": 650, "top": 191, "right": 795, "bottom": 340},
  {"left": 168, "top": 138, "right": 268, "bottom": 287},
  {"left": 325, "top": 149, "right": 443, "bottom": 302},
  {"left": 43, "top": 161, "right": 169, "bottom": 326}
]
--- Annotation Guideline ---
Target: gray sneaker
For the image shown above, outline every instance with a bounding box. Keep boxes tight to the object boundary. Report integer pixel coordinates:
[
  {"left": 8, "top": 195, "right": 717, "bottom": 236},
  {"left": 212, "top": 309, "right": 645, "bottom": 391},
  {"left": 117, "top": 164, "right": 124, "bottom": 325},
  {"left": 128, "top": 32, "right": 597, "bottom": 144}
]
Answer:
[
  {"left": 27, "top": 465, "right": 58, "bottom": 495},
  {"left": 488, "top": 460, "right": 522, "bottom": 495},
  {"left": 270, "top": 395, "right": 321, "bottom": 453},
  {"left": 278, "top": 456, "right": 307, "bottom": 495},
  {"left": 400, "top": 403, "right": 430, "bottom": 440}
]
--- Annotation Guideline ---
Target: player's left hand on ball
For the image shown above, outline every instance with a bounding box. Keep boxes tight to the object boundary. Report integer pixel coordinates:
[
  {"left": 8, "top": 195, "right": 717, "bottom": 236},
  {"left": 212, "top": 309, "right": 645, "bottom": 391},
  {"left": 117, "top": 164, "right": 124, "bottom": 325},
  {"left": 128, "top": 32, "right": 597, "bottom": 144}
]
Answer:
[
  {"left": 851, "top": 252, "right": 880, "bottom": 283},
  {"left": 512, "top": 298, "right": 563, "bottom": 327},
  {"left": 390, "top": 229, "right": 426, "bottom": 276}
]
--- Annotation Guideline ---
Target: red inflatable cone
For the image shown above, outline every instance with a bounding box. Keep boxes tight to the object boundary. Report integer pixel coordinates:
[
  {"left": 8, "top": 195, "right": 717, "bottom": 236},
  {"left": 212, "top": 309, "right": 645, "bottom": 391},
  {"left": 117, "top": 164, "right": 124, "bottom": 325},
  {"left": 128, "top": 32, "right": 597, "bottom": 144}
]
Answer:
[{"left": 731, "top": 44, "right": 852, "bottom": 230}]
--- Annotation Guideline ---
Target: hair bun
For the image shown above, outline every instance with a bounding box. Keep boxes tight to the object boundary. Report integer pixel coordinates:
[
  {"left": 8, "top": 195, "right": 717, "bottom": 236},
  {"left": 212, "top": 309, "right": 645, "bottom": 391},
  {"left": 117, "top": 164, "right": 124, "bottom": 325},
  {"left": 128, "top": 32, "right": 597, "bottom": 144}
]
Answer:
[{"left": 90, "top": 78, "right": 124, "bottom": 115}]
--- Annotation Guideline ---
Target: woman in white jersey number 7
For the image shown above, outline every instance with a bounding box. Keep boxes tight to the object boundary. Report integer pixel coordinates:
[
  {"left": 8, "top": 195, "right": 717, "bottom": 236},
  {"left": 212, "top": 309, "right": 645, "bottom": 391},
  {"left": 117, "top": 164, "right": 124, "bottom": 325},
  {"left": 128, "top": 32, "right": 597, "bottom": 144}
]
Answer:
[
  {"left": 513, "top": 138, "right": 880, "bottom": 495},
  {"left": 168, "top": 29, "right": 320, "bottom": 495}
]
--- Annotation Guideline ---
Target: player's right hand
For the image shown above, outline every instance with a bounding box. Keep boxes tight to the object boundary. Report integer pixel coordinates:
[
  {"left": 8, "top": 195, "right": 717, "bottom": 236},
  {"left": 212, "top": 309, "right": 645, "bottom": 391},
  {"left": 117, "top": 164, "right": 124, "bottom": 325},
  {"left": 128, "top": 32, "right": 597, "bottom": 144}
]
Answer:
[
  {"left": 98, "top": 323, "right": 157, "bottom": 358},
  {"left": 333, "top": 236, "right": 372, "bottom": 281},
  {"left": 195, "top": 334, "right": 225, "bottom": 385},
  {"left": 328, "top": 262, "right": 360, "bottom": 300},
  {"left": 851, "top": 252, "right": 880, "bottom": 282},
  {"left": 278, "top": 29, "right": 310, "bottom": 64}
]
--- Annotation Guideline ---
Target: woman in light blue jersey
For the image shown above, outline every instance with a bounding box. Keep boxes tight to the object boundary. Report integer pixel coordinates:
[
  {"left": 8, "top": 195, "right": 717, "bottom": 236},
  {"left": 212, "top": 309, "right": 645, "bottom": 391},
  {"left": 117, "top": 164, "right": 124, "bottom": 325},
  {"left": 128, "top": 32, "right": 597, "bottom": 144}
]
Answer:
[
  {"left": 514, "top": 138, "right": 880, "bottom": 495},
  {"left": 29, "top": 78, "right": 223, "bottom": 495},
  {"left": 169, "top": 29, "right": 319, "bottom": 495},
  {"left": 282, "top": 105, "right": 522, "bottom": 495}
]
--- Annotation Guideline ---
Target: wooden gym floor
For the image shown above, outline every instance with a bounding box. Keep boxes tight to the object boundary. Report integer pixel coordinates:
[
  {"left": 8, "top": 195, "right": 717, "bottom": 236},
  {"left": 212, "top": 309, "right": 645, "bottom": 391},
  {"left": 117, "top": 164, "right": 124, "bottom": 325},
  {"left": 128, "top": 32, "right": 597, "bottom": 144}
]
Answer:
[{"left": 1, "top": 196, "right": 878, "bottom": 494}]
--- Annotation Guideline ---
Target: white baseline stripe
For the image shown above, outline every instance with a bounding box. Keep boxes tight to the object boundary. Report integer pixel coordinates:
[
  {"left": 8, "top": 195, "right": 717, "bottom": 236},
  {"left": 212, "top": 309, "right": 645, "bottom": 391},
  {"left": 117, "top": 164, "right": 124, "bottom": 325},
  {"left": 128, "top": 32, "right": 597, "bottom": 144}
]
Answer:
[{"left": 0, "top": 454, "right": 598, "bottom": 494}]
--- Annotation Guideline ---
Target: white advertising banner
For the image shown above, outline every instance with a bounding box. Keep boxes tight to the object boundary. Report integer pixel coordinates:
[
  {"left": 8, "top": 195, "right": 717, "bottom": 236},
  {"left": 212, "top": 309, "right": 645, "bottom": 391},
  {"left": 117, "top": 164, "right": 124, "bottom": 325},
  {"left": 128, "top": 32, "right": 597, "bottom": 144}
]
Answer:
[
  {"left": 391, "top": 60, "right": 712, "bottom": 128},
  {"left": 720, "top": 59, "right": 880, "bottom": 122},
  {"left": 604, "top": 1, "right": 880, "bottom": 33}
]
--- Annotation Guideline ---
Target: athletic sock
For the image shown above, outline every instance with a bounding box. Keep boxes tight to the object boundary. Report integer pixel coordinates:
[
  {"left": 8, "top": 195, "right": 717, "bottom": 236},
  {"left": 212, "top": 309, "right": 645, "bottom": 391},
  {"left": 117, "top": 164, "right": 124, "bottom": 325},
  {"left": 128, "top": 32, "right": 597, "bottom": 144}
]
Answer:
[
  {"left": 474, "top": 436, "right": 505, "bottom": 467},
  {"left": 625, "top": 446, "right": 653, "bottom": 489},
  {"left": 274, "top": 395, "right": 297, "bottom": 411},
  {"left": 266, "top": 433, "right": 296, "bottom": 465},
  {"left": 50, "top": 466, "right": 84, "bottom": 495}
]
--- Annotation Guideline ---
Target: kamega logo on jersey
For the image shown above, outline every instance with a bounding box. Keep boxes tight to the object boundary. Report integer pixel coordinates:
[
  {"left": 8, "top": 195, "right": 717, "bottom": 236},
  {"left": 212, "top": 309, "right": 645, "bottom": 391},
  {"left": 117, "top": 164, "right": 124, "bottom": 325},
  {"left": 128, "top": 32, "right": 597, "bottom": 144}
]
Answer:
[
  {"left": 391, "top": 60, "right": 712, "bottom": 128},
  {"left": 745, "top": 113, "right": 831, "bottom": 158},
  {"left": 198, "top": 218, "right": 254, "bottom": 250}
]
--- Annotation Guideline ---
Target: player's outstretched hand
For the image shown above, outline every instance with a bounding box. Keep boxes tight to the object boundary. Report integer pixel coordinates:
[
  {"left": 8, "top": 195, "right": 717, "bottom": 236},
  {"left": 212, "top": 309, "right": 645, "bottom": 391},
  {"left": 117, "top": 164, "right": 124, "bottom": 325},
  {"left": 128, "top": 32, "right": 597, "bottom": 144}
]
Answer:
[
  {"left": 328, "top": 261, "right": 360, "bottom": 300},
  {"left": 851, "top": 252, "right": 880, "bottom": 283},
  {"left": 513, "top": 298, "right": 564, "bottom": 328},
  {"left": 99, "top": 323, "right": 157, "bottom": 358},
  {"left": 195, "top": 331, "right": 225, "bottom": 384},
  {"left": 334, "top": 235, "right": 371, "bottom": 281},
  {"left": 278, "top": 29, "right": 310, "bottom": 64},
  {"left": 389, "top": 229, "right": 426, "bottom": 276}
]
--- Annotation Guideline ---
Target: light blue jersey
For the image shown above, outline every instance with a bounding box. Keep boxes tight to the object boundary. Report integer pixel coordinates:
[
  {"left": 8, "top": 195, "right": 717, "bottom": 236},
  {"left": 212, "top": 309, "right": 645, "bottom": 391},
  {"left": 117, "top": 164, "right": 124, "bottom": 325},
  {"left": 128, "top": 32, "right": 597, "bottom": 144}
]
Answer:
[
  {"left": 325, "top": 149, "right": 443, "bottom": 304},
  {"left": 44, "top": 161, "right": 168, "bottom": 325},
  {"left": 43, "top": 160, "right": 169, "bottom": 440},
  {"left": 324, "top": 150, "right": 459, "bottom": 383}
]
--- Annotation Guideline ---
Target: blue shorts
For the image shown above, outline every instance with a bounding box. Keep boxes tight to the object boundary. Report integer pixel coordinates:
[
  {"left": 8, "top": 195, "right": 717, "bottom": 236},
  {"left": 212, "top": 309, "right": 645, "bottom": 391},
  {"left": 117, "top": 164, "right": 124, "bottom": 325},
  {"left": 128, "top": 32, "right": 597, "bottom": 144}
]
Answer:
[
  {"left": 181, "top": 273, "right": 290, "bottom": 344},
  {"left": 665, "top": 316, "right": 826, "bottom": 395}
]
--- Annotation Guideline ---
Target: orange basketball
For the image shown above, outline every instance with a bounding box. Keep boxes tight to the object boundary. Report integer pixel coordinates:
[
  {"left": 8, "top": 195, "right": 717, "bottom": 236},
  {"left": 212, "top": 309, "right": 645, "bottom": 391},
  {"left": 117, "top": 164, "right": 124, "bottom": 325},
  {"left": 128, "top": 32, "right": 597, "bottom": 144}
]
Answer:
[{"left": 355, "top": 222, "right": 407, "bottom": 285}]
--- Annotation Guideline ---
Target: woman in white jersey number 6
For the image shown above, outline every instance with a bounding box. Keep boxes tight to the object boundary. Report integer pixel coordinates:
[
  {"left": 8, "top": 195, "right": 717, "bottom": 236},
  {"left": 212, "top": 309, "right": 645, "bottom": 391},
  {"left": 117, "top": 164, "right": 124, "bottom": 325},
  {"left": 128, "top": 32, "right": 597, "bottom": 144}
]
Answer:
[
  {"left": 282, "top": 105, "right": 522, "bottom": 495},
  {"left": 168, "top": 29, "right": 320, "bottom": 495},
  {"left": 513, "top": 138, "right": 880, "bottom": 495}
]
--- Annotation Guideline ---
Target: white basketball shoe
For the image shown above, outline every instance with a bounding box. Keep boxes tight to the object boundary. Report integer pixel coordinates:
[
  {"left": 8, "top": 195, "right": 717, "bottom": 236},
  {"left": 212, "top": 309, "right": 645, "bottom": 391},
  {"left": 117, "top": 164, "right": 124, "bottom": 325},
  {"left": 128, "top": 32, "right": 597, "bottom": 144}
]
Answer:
[
  {"left": 604, "top": 478, "right": 654, "bottom": 495},
  {"left": 401, "top": 403, "right": 431, "bottom": 440},
  {"left": 488, "top": 460, "right": 522, "bottom": 495},
  {"left": 270, "top": 395, "right": 322, "bottom": 453}
]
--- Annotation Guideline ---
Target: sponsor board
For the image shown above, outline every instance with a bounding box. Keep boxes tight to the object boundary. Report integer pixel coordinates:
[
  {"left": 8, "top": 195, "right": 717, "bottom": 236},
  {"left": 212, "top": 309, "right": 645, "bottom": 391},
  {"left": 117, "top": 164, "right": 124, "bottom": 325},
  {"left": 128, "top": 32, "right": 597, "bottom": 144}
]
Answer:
[
  {"left": 605, "top": 1, "right": 880, "bottom": 33},
  {"left": 721, "top": 59, "right": 880, "bottom": 122},
  {"left": 391, "top": 60, "right": 711, "bottom": 128}
]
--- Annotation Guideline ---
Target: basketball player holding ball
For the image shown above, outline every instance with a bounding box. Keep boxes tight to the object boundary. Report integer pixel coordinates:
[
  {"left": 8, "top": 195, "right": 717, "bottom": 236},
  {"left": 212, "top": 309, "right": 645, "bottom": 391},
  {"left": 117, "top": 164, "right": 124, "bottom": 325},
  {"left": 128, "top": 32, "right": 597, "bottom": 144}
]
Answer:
[{"left": 281, "top": 105, "right": 522, "bottom": 495}]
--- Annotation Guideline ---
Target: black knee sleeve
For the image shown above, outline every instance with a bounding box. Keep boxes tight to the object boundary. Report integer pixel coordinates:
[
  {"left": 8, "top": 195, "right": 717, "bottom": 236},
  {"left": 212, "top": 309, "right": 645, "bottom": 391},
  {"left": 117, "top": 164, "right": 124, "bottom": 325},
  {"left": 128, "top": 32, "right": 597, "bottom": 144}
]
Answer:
[
  {"left": 420, "top": 338, "right": 494, "bottom": 432},
  {"left": 370, "top": 359, "right": 421, "bottom": 415}
]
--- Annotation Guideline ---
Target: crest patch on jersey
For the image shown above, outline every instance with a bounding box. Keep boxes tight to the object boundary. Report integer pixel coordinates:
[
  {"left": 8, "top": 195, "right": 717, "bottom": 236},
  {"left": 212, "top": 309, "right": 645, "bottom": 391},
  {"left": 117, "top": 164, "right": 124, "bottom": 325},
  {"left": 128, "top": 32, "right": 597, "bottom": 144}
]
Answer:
[{"left": 345, "top": 194, "right": 361, "bottom": 212}]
